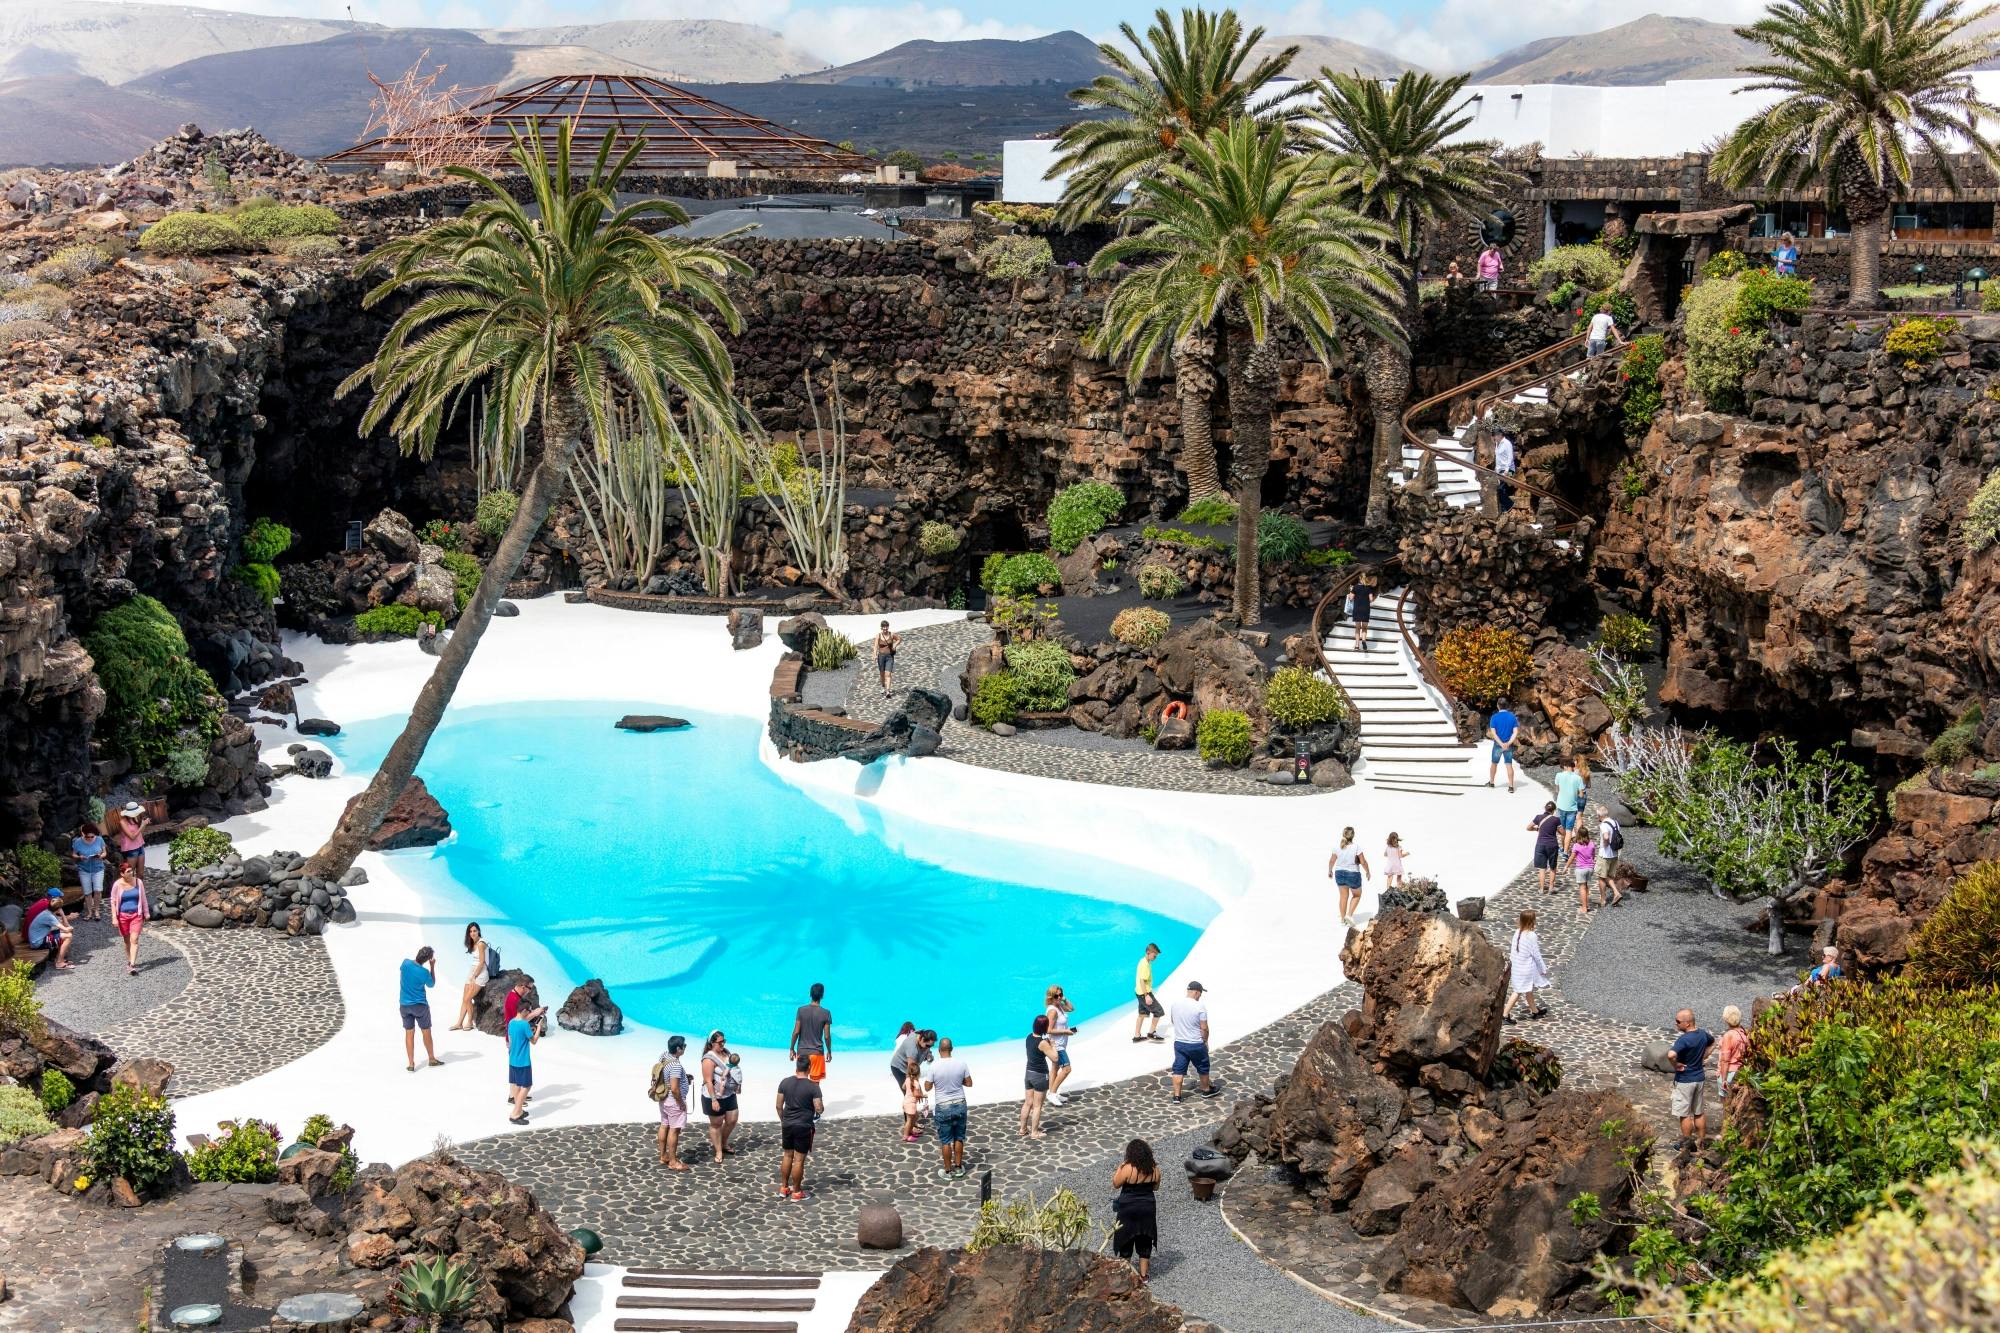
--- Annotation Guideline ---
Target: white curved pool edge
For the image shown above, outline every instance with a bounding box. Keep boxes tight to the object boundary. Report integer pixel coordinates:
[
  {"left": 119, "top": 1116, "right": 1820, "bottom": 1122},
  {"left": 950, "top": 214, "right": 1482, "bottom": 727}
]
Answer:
[{"left": 167, "top": 599, "right": 1547, "bottom": 1165}]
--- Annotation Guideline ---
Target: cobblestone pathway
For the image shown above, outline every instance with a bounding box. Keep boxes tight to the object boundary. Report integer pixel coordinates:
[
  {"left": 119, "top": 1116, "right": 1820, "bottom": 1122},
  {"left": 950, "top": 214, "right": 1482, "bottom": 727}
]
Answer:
[
  {"left": 98, "top": 923, "right": 343, "bottom": 1098},
  {"left": 852, "top": 618, "right": 1313, "bottom": 797}
]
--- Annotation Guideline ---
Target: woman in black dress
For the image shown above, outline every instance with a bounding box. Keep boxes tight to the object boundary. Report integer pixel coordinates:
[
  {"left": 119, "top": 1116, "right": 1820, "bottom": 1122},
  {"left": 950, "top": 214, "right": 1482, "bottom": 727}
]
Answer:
[
  {"left": 1020, "top": 1014, "right": 1054, "bottom": 1140},
  {"left": 1111, "top": 1138, "right": 1161, "bottom": 1279}
]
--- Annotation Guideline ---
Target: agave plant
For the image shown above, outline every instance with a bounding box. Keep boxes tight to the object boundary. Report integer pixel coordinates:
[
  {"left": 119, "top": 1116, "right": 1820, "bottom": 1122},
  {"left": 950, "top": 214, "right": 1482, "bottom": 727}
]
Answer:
[{"left": 396, "top": 1254, "right": 477, "bottom": 1332}]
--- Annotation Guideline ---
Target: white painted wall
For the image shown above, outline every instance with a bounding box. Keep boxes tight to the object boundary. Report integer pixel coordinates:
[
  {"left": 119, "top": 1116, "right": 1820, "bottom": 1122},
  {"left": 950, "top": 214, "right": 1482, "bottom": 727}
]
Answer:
[{"left": 1004, "top": 72, "right": 2000, "bottom": 201}]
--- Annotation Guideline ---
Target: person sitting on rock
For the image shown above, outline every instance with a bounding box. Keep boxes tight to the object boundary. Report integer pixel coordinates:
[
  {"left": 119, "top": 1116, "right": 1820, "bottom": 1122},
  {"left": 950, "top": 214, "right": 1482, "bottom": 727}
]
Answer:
[{"left": 24, "top": 888, "right": 74, "bottom": 971}]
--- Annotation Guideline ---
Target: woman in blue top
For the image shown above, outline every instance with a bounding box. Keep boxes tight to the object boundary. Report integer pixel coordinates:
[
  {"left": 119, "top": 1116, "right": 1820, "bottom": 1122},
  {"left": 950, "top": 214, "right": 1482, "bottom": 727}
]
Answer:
[
  {"left": 1773, "top": 232, "right": 1799, "bottom": 277},
  {"left": 110, "top": 861, "right": 150, "bottom": 976},
  {"left": 72, "top": 822, "right": 108, "bottom": 922}
]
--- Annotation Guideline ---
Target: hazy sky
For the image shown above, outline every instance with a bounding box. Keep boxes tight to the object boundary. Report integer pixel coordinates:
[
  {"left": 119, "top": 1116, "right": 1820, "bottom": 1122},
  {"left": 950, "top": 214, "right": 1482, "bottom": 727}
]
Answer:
[{"left": 112, "top": 0, "right": 1772, "bottom": 68}]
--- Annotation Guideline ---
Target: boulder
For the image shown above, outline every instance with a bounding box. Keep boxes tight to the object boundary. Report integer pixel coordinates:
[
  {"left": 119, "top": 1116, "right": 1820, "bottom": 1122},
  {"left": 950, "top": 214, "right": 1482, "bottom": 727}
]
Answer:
[
  {"left": 293, "top": 750, "right": 333, "bottom": 779},
  {"left": 777, "top": 611, "right": 829, "bottom": 653},
  {"left": 846, "top": 1245, "right": 1200, "bottom": 1332},
  {"left": 277, "top": 1146, "right": 347, "bottom": 1198},
  {"left": 958, "top": 641, "right": 1005, "bottom": 703},
  {"left": 493, "top": 600, "right": 521, "bottom": 617},
  {"left": 1154, "top": 716, "right": 1193, "bottom": 750},
  {"left": 1640, "top": 1040, "right": 1678, "bottom": 1075},
  {"left": 0, "top": 1018, "right": 115, "bottom": 1094},
  {"left": 473, "top": 971, "right": 539, "bottom": 1037},
  {"left": 1268, "top": 1021, "right": 1404, "bottom": 1205},
  {"left": 259, "top": 682, "right": 297, "bottom": 717},
  {"left": 362, "top": 509, "right": 420, "bottom": 563},
  {"left": 616, "top": 715, "right": 690, "bottom": 733},
  {"left": 555, "top": 979, "right": 623, "bottom": 1036},
  {"left": 840, "top": 689, "right": 955, "bottom": 764},
  {"left": 1377, "top": 878, "right": 1447, "bottom": 915},
  {"left": 340, "top": 776, "right": 450, "bottom": 851},
  {"left": 857, "top": 1202, "right": 905, "bottom": 1249},
  {"left": 401, "top": 556, "right": 458, "bottom": 616},
  {"left": 727, "top": 608, "right": 764, "bottom": 650},
  {"left": 1379, "top": 1089, "right": 1651, "bottom": 1317},
  {"left": 1057, "top": 535, "right": 1103, "bottom": 595},
  {"left": 1349, "top": 1149, "right": 1434, "bottom": 1236},
  {"left": 1155, "top": 619, "right": 1269, "bottom": 734},
  {"left": 110, "top": 1056, "right": 175, "bottom": 1098},
  {"left": 183, "top": 905, "right": 225, "bottom": 928},
  {"left": 1455, "top": 896, "right": 1486, "bottom": 922},
  {"left": 1340, "top": 909, "right": 1509, "bottom": 1077}
]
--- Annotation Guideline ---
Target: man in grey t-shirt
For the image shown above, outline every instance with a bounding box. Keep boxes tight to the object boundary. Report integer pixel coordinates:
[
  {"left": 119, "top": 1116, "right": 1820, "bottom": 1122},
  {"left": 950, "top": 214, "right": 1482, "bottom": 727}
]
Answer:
[
  {"left": 925, "top": 1037, "right": 974, "bottom": 1179},
  {"left": 789, "top": 981, "right": 832, "bottom": 1080}
]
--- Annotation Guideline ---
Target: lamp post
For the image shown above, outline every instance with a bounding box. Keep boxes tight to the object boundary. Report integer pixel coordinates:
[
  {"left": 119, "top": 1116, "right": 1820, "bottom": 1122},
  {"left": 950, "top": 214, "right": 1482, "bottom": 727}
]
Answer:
[{"left": 1971, "top": 267, "right": 1988, "bottom": 311}]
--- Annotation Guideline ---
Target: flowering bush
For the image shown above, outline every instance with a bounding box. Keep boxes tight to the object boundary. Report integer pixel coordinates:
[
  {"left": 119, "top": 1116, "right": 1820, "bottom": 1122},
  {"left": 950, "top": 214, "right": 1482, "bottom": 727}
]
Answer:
[
  {"left": 85, "top": 1084, "right": 179, "bottom": 1194},
  {"left": 1684, "top": 271, "right": 1813, "bottom": 408},
  {"left": 1618, "top": 334, "right": 1668, "bottom": 438},
  {"left": 1433, "top": 625, "right": 1532, "bottom": 706},
  {"left": 418, "top": 518, "right": 464, "bottom": 551},
  {"left": 1884, "top": 316, "right": 1951, "bottom": 368},
  {"left": 187, "top": 1117, "right": 281, "bottom": 1182}
]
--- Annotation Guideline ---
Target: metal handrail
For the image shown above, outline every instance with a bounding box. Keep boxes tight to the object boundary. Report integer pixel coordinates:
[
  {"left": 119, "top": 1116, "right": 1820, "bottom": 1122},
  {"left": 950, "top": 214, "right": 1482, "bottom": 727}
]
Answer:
[
  {"left": 1305, "top": 560, "right": 1386, "bottom": 725},
  {"left": 1469, "top": 338, "right": 1631, "bottom": 424},
  {"left": 1393, "top": 583, "right": 1457, "bottom": 724},
  {"left": 1398, "top": 334, "right": 1590, "bottom": 524}
]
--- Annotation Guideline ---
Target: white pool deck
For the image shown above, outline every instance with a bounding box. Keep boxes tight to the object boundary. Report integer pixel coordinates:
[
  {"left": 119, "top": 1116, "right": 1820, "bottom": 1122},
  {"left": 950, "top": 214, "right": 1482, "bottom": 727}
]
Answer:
[{"left": 169, "top": 598, "right": 1546, "bottom": 1164}]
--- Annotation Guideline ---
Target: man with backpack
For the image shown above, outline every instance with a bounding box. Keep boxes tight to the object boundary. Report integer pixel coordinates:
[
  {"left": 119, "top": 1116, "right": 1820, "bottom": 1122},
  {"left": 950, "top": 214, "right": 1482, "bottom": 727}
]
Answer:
[
  {"left": 1594, "top": 805, "right": 1626, "bottom": 906},
  {"left": 652, "top": 1034, "right": 692, "bottom": 1171}
]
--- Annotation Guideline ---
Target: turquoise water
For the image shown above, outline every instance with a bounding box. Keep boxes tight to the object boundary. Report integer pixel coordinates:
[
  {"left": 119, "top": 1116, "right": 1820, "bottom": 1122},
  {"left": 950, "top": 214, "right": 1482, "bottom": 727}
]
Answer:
[{"left": 327, "top": 702, "right": 1214, "bottom": 1050}]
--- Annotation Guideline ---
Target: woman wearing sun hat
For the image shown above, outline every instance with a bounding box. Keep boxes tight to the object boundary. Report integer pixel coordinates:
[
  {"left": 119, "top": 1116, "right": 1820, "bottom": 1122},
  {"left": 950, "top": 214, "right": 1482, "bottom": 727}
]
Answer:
[{"left": 113, "top": 801, "right": 149, "bottom": 870}]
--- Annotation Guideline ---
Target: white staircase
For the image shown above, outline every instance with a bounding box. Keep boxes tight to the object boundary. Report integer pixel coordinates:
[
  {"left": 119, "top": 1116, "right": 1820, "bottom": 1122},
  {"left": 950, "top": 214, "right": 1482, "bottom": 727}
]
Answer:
[
  {"left": 606, "top": 1268, "right": 826, "bottom": 1332},
  {"left": 1397, "top": 383, "right": 1553, "bottom": 509},
  {"left": 1322, "top": 588, "right": 1481, "bottom": 797}
]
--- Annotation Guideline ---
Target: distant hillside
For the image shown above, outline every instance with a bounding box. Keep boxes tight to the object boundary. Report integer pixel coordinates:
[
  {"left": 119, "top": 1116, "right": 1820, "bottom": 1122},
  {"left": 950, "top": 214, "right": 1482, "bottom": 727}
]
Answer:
[
  {"left": 686, "top": 81, "right": 1099, "bottom": 158},
  {"left": 0, "top": 0, "right": 355, "bottom": 85},
  {"left": 1258, "top": 34, "right": 1414, "bottom": 81},
  {"left": 793, "top": 30, "right": 1109, "bottom": 88},
  {"left": 478, "top": 19, "right": 824, "bottom": 84},
  {"left": 0, "top": 73, "right": 189, "bottom": 164},
  {"left": 1470, "top": 14, "right": 1757, "bottom": 84}
]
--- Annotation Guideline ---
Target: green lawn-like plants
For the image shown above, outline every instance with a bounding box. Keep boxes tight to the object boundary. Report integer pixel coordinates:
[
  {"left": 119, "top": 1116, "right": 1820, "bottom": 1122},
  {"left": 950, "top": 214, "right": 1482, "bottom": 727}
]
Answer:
[
  {"left": 1136, "top": 563, "right": 1186, "bottom": 600},
  {"left": 1433, "top": 625, "right": 1532, "bottom": 706},
  {"left": 1298, "top": 547, "right": 1355, "bottom": 569},
  {"left": 1110, "top": 605, "right": 1171, "bottom": 648},
  {"left": 969, "top": 671, "right": 1022, "bottom": 727},
  {"left": 138, "top": 213, "right": 246, "bottom": 256},
  {"left": 1697, "top": 974, "right": 2000, "bottom": 1281},
  {"left": 242, "top": 519, "right": 290, "bottom": 565},
  {"left": 1140, "top": 525, "right": 1225, "bottom": 552},
  {"left": 1619, "top": 334, "right": 1668, "bottom": 439},
  {"left": 232, "top": 562, "right": 280, "bottom": 604},
  {"left": 1528, "top": 243, "right": 1623, "bottom": 291},
  {"left": 1003, "top": 640, "right": 1075, "bottom": 712},
  {"left": 1265, "top": 665, "right": 1344, "bottom": 729},
  {"left": 0, "top": 1086, "right": 55, "bottom": 1148},
  {"left": 82, "top": 595, "right": 223, "bottom": 770},
  {"left": 85, "top": 1083, "right": 179, "bottom": 1194},
  {"left": 354, "top": 605, "right": 444, "bottom": 638},
  {"left": 1255, "top": 511, "right": 1311, "bottom": 564},
  {"left": 809, "top": 628, "right": 858, "bottom": 671},
  {"left": 918, "top": 520, "right": 961, "bottom": 557},
  {"left": 187, "top": 1117, "right": 282, "bottom": 1183},
  {"left": 1884, "top": 315, "right": 1951, "bottom": 367},
  {"left": 987, "top": 552, "right": 1063, "bottom": 597},
  {"left": 1047, "top": 481, "right": 1124, "bottom": 554},
  {"left": 169, "top": 825, "right": 234, "bottom": 872},
  {"left": 1177, "top": 497, "right": 1237, "bottom": 527},
  {"left": 1196, "top": 709, "right": 1253, "bottom": 765},
  {"left": 1968, "top": 467, "right": 2000, "bottom": 551}
]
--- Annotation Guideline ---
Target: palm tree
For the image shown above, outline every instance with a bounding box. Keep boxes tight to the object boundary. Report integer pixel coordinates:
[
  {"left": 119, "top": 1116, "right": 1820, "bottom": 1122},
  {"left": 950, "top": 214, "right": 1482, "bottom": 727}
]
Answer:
[
  {"left": 305, "top": 123, "right": 746, "bottom": 880},
  {"left": 1715, "top": 0, "right": 2000, "bottom": 308},
  {"left": 1091, "top": 117, "right": 1403, "bottom": 625},
  {"left": 1315, "top": 70, "right": 1520, "bottom": 527},
  {"left": 1052, "top": 6, "right": 1302, "bottom": 503}
]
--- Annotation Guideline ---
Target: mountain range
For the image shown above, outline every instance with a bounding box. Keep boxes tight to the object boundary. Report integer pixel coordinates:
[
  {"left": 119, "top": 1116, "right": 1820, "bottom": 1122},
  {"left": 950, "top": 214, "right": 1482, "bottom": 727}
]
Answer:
[{"left": 0, "top": 3, "right": 1782, "bottom": 167}]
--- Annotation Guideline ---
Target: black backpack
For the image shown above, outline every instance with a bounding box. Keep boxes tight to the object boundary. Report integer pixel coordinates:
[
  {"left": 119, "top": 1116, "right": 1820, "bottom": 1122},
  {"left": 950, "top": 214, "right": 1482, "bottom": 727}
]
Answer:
[
  {"left": 1604, "top": 819, "right": 1625, "bottom": 853},
  {"left": 485, "top": 943, "right": 502, "bottom": 979}
]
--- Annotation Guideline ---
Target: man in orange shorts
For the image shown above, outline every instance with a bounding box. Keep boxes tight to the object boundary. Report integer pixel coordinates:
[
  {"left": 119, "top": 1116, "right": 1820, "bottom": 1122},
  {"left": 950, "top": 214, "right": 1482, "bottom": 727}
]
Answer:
[{"left": 790, "top": 982, "right": 832, "bottom": 1081}]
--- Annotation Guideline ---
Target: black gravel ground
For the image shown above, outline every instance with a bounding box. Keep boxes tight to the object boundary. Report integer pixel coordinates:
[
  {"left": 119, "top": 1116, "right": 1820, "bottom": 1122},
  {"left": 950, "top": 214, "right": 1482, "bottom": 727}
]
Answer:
[{"left": 35, "top": 916, "right": 191, "bottom": 1035}]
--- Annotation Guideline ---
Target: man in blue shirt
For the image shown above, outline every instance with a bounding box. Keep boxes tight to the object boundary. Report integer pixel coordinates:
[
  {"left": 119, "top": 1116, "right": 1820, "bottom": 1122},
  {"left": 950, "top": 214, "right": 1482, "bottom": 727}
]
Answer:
[
  {"left": 399, "top": 947, "right": 442, "bottom": 1073},
  {"left": 1553, "top": 755, "right": 1587, "bottom": 840},
  {"left": 1670, "top": 1008, "right": 1714, "bottom": 1152},
  {"left": 1485, "top": 700, "right": 1520, "bottom": 792},
  {"left": 507, "top": 1005, "right": 544, "bottom": 1125}
]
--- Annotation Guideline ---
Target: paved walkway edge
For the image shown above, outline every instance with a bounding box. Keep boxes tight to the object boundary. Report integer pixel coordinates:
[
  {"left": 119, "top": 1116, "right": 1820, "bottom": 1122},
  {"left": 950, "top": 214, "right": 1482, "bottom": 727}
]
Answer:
[{"left": 1218, "top": 1178, "right": 1423, "bottom": 1330}]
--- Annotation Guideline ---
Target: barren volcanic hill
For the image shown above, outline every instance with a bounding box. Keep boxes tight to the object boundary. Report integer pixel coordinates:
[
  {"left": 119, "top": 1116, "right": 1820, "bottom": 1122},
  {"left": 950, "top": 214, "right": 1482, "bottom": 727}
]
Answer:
[
  {"left": 0, "top": 0, "right": 356, "bottom": 84},
  {"left": 476, "top": 19, "right": 825, "bottom": 83},
  {"left": 792, "top": 30, "right": 1110, "bottom": 87},
  {"left": 1261, "top": 34, "right": 1413, "bottom": 81},
  {"left": 1470, "top": 15, "right": 1757, "bottom": 84}
]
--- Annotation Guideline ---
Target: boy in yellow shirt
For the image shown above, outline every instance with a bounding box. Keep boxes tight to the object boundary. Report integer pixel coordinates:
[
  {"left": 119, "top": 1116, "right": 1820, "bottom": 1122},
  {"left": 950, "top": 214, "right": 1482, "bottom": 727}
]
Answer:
[{"left": 1133, "top": 943, "right": 1165, "bottom": 1043}]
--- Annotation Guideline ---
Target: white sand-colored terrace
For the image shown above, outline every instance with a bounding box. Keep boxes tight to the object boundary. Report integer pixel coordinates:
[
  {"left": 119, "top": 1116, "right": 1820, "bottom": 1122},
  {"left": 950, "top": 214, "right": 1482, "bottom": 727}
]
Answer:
[{"left": 169, "top": 598, "right": 1546, "bottom": 1164}]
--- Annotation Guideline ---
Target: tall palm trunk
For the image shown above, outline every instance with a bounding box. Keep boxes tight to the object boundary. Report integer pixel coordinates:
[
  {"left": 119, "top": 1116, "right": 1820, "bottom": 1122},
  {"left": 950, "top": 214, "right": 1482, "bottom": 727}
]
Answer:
[
  {"left": 1174, "top": 329, "right": 1223, "bottom": 502},
  {"left": 1837, "top": 150, "right": 1890, "bottom": 310},
  {"left": 305, "top": 386, "right": 584, "bottom": 881},
  {"left": 1225, "top": 322, "right": 1278, "bottom": 626},
  {"left": 1363, "top": 271, "right": 1418, "bottom": 528}
]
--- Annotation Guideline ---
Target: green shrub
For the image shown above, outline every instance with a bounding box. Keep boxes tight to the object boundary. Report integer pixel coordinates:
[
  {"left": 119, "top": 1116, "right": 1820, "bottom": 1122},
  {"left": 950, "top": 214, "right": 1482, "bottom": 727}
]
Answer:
[
  {"left": 233, "top": 203, "right": 339, "bottom": 245},
  {"left": 1619, "top": 333, "right": 1668, "bottom": 438},
  {"left": 1684, "top": 270, "right": 1814, "bottom": 409},
  {"left": 978, "top": 552, "right": 1009, "bottom": 592},
  {"left": 1110, "top": 606, "right": 1171, "bottom": 648},
  {"left": 1265, "top": 666, "right": 1344, "bottom": 729},
  {"left": 163, "top": 746, "right": 209, "bottom": 789},
  {"left": 241, "top": 517, "right": 292, "bottom": 564},
  {"left": 1571, "top": 287, "right": 1637, "bottom": 337},
  {"left": 1003, "top": 640, "right": 1075, "bottom": 712},
  {"left": 1298, "top": 547, "right": 1355, "bottom": 569},
  {"left": 989, "top": 552, "right": 1063, "bottom": 597},
  {"left": 1137, "top": 563, "right": 1185, "bottom": 599},
  {"left": 1433, "top": 625, "right": 1532, "bottom": 706},
  {"left": 438, "top": 550, "right": 482, "bottom": 612},
  {"left": 1597, "top": 611, "right": 1654, "bottom": 658},
  {"left": 1527, "top": 243, "right": 1623, "bottom": 291},
  {"left": 975, "top": 234, "right": 1053, "bottom": 280},
  {"left": 1546, "top": 279, "right": 1580, "bottom": 311},
  {"left": 1047, "top": 481, "right": 1124, "bottom": 554},
  {"left": 1884, "top": 315, "right": 1951, "bottom": 367},
  {"left": 1255, "top": 512, "right": 1311, "bottom": 564},
  {"left": 970, "top": 671, "right": 1022, "bottom": 727},
  {"left": 38, "top": 1069, "right": 74, "bottom": 1115},
  {"left": 32, "top": 243, "right": 110, "bottom": 285},
  {"left": 168, "top": 825, "right": 233, "bottom": 872},
  {"left": 1196, "top": 709, "right": 1253, "bottom": 765},
  {"left": 0, "top": 961, "right": 43, "bottom": 1038},
  {"left": 1735, "top": 267, "right": 1814, "bottom": 326},
  {"left": 809, "top": 628, "right": 858, "bottom": 671},
  {"left": 232, "top": 561, "right": 280, "bottom": 604},
  {"left": 1909, "top": 862, "right": 2000, "bottom": 989},
  {"left": 14, "top": 843, "right": 60, "bottom": 892},
  {"left": 276, "top": 234, "right": 342, "bottom": 261},
  {"left": 1983, "top": 284, "right": 2000, "bottom": 314},
  {"left": 418, "top": 518, "right": 464, "bottom": 551},
  {"left": 354, "top": 605, "right": 443, "bottom": 638},
  {"left": 1969, "top": 467, "right": 2000, "bottom": 552},
  {"left": 0, "top": 1086, "right": 55, "bottom": 1148},
  {"left": 1700, "top": 250, "right": 1751, "bottom": 280},
  {"left": 1177, "top": 497, "right": 1237, "bottom": 527},
  {"left": 918, "top": 520, "right": 961, "bottom": 557},
  {"left": 1140, "top": 524, "right": 1225, "bottom": 551},
  {"left": 186, "top": 1117, "right": 281, "bottom": 1183},
  {"left": 1925, "top": 703, "right": 1984, "bottom": 768},
  {"left": 987, "top": 595, "right": 1061, "bottom": 638},
  {"left": 82, "top": 596, "right": 222, "bottom": 771},
  {"left": 85, "top": 1084, "right": 179, "bottom": 1194},
  {"left": 138, "top": 212, "right": 247, "bottom": 256},
  {"left": 967, "top": 1187, "right": 1096, "bottom": 1252},
  {"left": 475, "top": 490, "right": 518, "bottom": 539}
]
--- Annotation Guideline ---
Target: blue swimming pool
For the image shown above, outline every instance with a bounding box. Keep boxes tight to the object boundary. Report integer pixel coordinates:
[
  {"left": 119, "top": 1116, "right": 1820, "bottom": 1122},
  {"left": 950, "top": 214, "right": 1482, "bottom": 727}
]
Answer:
[{"left": 327, "top": 702, "right": 1214, "bottom": 1051}]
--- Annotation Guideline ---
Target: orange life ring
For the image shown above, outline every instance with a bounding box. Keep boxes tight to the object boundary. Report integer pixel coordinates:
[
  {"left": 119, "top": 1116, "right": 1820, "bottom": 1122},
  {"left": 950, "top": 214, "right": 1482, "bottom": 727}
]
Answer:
[{"left": 1161, "top": 701, "right": 1188, "bottom": 722}]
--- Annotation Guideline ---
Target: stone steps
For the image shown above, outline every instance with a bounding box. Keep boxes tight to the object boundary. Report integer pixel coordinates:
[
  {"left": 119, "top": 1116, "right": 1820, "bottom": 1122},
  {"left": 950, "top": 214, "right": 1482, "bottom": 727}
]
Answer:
[
  {"left": 612, "top": 1268, "right": 822, "bottom": 1332},
  {"left": 1321, "top": 587, "right": 1478, "bottom": 794}
]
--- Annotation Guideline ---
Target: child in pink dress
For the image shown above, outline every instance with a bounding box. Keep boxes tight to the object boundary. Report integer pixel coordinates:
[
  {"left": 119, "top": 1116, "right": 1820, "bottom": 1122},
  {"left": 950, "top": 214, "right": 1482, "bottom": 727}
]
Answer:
[{"left": 1383, "top": 834, "right": 1408, "bottom": 889}]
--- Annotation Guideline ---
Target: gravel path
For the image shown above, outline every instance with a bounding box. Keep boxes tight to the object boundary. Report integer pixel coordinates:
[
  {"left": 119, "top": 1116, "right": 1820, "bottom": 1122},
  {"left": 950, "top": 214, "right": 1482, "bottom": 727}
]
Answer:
[
  {"left": 33, "top": 916, "right": 192, "bottom": 1034},
  {"left": 1023, "top": 1125, "right": 1395, "bottom": 1333}
]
